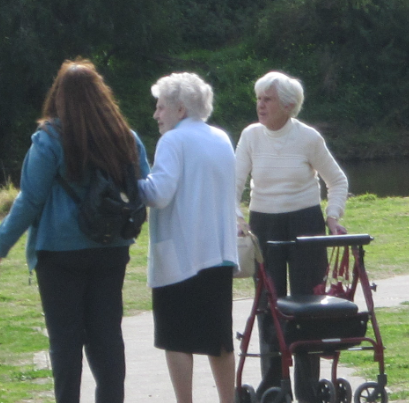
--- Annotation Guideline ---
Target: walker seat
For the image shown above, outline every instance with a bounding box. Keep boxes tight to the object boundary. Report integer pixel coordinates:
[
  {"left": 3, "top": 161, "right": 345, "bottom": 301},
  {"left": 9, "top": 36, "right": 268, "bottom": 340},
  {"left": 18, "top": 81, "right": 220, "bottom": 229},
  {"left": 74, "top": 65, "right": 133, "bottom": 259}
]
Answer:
[
  {"left": 277, "top": 295, "right": 358, "bottom": 318},
  {"left": 276, "top": 295, "right": 369, "bottom": 352}
]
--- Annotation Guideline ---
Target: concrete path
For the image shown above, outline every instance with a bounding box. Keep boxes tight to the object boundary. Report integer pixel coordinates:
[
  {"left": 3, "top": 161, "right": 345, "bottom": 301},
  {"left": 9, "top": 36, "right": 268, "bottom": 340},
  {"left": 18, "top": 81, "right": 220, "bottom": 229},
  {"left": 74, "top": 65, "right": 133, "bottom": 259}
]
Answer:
[{"left": 73, "top": 275, "right": 409, "bottom": 402}]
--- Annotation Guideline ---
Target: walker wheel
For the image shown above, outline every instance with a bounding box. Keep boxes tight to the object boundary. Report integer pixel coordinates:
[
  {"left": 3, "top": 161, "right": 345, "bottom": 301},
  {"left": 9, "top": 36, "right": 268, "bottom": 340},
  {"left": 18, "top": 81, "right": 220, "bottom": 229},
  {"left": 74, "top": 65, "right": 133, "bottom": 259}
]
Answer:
[
  {"left": 335, "top": 378, "right": 352, "bottom": 403},
  {"left": 318, "top": 379, "right": 336, "bottom": 403},
  {"left": 260, "top": 386, "right": 292, "bottom": 403},
  {"left": 235, "top": 384, "right": 257, "bottom": 403},
  {"left": 354, "top": 382, "right": 388, "bottom": 403}
]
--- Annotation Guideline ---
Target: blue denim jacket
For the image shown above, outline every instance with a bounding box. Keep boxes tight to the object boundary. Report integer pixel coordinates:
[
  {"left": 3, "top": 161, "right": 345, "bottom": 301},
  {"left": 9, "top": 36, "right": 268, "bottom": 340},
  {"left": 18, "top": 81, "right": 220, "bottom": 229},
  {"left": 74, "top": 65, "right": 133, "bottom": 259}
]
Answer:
[{"left": 0, "top": 123, "right": 150, "bottom": 270}]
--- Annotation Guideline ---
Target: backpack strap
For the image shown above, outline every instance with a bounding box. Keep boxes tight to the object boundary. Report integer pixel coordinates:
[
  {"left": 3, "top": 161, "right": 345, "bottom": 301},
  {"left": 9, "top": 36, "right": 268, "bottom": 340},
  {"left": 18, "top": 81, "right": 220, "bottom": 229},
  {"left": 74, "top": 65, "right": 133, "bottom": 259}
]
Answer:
[{"left": 56, "top": 173, "right": 82, "bottom": 204}]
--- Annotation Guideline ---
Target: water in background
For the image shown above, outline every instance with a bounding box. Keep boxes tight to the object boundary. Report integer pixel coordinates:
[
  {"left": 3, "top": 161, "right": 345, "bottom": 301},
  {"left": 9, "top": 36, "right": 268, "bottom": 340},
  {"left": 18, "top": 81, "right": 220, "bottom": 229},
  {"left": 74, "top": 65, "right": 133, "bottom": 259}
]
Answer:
[{"left": 321, "top": 158, "right": 409, "bottom": 198}]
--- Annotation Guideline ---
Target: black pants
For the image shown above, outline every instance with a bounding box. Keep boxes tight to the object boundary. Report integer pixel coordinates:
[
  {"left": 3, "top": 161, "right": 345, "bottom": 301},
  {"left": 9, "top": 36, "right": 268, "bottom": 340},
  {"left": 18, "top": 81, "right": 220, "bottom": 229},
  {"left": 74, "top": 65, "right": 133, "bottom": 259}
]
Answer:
[
  {"left": 250, "top": 206, "right": 327, "bottom": 403},
  {"left": 35, "top": 246, "right": 130, "bottom": 403}
]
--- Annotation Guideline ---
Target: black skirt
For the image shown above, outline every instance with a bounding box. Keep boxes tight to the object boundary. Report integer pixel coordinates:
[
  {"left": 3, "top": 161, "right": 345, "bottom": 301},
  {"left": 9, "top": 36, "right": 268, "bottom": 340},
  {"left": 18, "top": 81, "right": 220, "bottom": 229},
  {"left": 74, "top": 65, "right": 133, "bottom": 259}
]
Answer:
[{"left": 152, "top": 266, "right": 234, "bottom": 356}]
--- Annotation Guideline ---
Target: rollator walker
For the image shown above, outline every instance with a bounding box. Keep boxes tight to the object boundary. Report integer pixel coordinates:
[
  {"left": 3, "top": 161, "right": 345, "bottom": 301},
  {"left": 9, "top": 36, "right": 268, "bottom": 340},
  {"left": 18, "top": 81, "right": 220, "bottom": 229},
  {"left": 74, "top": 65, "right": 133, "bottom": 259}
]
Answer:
[{"left": 235, "top": 234, "right": 388, "bottom": 403}]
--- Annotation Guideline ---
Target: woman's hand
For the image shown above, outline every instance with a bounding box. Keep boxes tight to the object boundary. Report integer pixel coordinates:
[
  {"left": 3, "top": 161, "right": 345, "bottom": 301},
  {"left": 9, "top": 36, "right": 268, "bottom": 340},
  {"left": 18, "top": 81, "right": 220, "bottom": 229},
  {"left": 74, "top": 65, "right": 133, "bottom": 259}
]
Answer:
[
  {"left": 237, "top": 216, "right": 251, "bottom": 236},
  {"left": 326, "top": 216, "right": 347, "bottom": 235}
]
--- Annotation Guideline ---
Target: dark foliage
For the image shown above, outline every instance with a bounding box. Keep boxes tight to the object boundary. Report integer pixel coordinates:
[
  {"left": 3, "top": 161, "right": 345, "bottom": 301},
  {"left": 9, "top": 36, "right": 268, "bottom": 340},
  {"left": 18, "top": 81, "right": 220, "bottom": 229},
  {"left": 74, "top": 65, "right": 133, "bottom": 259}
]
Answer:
[{"left": 1, "top": 0, "right": 409, "bottom": 184}]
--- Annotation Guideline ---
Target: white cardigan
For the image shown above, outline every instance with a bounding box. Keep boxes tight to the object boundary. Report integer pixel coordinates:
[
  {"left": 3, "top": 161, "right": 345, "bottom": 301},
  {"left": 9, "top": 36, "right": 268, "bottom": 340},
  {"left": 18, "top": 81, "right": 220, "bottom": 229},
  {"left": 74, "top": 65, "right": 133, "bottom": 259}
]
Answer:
[
  {"left": 138, "top": 118, "right": 238, "bottom": 288},
  {"left": 236, "top": 118, "right": 348, "bottom": 219}
]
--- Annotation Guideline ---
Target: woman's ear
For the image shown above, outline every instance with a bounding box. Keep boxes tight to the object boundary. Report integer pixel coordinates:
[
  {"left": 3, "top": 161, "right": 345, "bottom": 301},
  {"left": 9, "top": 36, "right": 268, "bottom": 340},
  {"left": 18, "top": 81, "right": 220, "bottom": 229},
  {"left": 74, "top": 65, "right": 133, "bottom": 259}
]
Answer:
[
  {"left": 177, "top": 104, "right": 188, "bottom": 119},
  {"left": 283, "top": 103, "right": 295, "bottom": 114}
]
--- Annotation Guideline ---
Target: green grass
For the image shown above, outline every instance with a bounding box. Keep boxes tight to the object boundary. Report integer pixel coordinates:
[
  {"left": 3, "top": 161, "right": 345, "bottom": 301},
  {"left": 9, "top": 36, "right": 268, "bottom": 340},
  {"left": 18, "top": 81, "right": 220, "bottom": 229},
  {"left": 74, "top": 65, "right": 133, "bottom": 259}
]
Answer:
[
  {"left": 0, "top": 234, "right": 54, "bottom": 402},
  {"left": 339, "top": 195, "right": 409, "bottom": 279},
  {"left": 340, "top": 305, "right": 409, "bottom": 401},
  {"left": 123, "top": 226, "right": 152, "bottom": 315},
  {"left": 0, "top": 193, "right": 408, "bottom": 401}
]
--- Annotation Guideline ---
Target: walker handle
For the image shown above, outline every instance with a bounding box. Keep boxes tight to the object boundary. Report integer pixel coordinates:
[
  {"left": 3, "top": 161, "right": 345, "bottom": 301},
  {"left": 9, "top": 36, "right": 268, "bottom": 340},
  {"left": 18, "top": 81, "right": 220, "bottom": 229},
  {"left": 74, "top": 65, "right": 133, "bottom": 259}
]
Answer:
[{"left": 267, "top": 234, "right": 373, "bottom": 248}]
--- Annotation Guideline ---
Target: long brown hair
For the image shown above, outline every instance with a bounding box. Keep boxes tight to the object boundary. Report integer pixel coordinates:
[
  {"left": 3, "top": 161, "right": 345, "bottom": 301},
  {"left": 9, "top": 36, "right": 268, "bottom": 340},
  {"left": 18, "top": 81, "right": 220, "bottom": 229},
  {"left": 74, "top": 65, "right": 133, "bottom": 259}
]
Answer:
[{"left": 38, "top": 58, "right": 139, "bottom": 183}]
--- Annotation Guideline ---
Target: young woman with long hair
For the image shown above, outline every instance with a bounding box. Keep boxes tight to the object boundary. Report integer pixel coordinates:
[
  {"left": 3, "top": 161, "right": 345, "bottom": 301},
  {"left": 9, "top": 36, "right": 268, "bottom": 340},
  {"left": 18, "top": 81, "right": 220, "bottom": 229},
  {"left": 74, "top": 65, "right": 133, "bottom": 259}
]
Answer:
[{"left": 0, "top": 58, "right": 150, "bottom": 403}]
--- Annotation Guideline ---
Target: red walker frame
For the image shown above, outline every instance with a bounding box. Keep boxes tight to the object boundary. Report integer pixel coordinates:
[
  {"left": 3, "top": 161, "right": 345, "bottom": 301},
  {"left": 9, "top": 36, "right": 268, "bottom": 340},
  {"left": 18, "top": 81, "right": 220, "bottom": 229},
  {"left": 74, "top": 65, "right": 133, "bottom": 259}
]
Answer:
[{"left": 235, "top": 234, "right": 388, "bottom": 403}]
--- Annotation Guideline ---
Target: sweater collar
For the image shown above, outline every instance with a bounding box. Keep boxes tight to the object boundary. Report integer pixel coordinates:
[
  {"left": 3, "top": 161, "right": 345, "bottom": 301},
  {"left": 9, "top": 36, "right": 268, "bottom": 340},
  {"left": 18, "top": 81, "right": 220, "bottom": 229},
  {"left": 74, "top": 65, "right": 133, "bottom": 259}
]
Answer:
[
  {"left": 176, "top": 117, "right": 201, "bottom": 128},
  {"left": 263, "top": 118, "right": 293, "bottom": 138}
]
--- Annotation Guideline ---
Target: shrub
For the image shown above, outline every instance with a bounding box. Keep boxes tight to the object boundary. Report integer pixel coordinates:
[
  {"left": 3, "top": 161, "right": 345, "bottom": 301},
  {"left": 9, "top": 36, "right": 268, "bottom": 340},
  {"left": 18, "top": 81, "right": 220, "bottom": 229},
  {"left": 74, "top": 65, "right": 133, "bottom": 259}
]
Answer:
[{"left": 0, "top": 180, "right": 18, "bottom": 217}]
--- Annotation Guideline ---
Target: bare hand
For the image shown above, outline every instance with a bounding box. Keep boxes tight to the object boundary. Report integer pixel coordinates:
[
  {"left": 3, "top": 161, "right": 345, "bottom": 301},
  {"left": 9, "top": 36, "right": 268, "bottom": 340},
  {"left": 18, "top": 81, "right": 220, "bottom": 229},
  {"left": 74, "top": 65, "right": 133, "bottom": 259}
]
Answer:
[
  {"left": 237, "top": 216, "right": 251, "bottom": 236},
  {"left": 326, "top": 217, "right": 347, "bottom": 235}
]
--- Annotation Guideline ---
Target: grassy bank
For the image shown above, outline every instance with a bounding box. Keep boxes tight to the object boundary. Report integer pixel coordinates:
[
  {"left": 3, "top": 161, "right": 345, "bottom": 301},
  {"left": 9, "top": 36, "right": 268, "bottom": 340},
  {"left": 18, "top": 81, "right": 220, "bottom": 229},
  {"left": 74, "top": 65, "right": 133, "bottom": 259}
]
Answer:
[{"left": 0, "top": 194, "right": 408, "bottom": 402}]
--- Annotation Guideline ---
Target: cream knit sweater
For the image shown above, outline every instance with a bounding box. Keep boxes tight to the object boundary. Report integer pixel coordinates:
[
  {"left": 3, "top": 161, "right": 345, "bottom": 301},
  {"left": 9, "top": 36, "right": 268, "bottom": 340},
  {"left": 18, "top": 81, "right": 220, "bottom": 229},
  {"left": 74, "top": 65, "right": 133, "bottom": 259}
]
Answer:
[{"left": 236, "top": 118, "right": 348, "bottom": 219}]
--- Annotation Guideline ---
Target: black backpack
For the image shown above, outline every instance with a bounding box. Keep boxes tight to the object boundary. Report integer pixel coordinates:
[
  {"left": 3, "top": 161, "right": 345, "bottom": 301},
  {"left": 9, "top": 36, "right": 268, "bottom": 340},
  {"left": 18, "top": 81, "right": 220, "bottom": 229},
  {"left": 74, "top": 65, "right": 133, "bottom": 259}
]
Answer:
[{"left": 56, "top": 164, "right": 147, "bottom": 244}]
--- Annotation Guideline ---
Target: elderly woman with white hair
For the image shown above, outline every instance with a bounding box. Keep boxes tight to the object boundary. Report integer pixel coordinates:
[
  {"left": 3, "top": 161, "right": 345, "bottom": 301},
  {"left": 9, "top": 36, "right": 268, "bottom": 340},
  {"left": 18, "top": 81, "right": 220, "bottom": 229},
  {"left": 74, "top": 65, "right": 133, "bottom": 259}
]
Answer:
[
  {"left": 236, "top": 71, "right": 348, "bottom": 403},
  {"left": 138, "top": 72, "right": 238, "bottom": 403}
]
